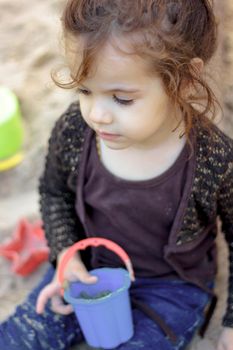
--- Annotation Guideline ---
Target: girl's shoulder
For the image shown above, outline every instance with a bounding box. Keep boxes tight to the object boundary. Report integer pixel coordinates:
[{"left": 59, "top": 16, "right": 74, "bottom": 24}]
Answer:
[
  {"left": 47, "top": 101, "right": 88, "bottom": 182},
  {"left": 195, "top": 121, "right": 233, "bottom": 173},
  {"left": 51, "top": 101, "right": 87, "bottom": 145}
]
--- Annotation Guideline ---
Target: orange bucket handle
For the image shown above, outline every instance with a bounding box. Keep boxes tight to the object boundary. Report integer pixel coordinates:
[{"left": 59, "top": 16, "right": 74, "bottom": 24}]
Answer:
[{"left": 58, "top": 237, "right": 135, "bottom": 294}]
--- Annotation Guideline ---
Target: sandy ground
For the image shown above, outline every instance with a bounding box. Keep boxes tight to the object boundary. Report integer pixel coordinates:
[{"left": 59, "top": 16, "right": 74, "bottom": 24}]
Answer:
[{"left": 1, "top": 1, "right": 233, "bottom": 349}]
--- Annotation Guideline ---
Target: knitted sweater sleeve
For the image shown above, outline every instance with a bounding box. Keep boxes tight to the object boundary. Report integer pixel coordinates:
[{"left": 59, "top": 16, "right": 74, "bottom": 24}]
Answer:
[
  {"left": 217, "top": 146, "right": 233, "bottom": 327},
  {"left": 38, "top": 102, "right": 87, "bottom": 265}
]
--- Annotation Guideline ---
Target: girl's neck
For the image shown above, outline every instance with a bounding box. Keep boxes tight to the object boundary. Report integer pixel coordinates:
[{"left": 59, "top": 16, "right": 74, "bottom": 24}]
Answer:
[{"left": 96, "top": 120, "right": 187, "bottom": 181}]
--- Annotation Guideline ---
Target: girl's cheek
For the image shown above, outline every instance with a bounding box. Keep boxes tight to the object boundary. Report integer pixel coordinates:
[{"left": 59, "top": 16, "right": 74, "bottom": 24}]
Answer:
[{"left": 79, "top": 101, "right": 89, "bottom": 121}]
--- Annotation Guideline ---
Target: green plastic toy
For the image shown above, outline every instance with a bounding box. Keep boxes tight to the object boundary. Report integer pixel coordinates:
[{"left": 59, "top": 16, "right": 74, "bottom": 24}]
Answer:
[{"left": 0, "top": 87, "right": 24, "bottom": 171}]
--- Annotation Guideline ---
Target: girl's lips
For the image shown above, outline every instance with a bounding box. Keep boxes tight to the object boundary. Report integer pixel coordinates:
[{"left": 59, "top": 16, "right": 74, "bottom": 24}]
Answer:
[{"left": 97, "top": 131, "right": 121, "bottom": 141}]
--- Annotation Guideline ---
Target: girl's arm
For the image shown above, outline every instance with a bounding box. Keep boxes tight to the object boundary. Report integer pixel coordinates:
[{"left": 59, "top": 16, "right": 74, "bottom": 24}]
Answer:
[
  {"left": 39, "top": 102, "right": 87, "bottom": 267},
  {"left": 36, "top": 103, "right": 94, "bottom": 315},
  {"left": 217, "top": 161, "right": 233, "bottom": 328},
  {"left": 216, "top": 151, "right": 233, "bottom": 350}
]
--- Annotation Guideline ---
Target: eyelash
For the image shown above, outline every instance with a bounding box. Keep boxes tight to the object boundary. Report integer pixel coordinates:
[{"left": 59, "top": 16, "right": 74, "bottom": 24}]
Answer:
[{"left": 76, "top": 88, "right": 134, "bottom": 106}]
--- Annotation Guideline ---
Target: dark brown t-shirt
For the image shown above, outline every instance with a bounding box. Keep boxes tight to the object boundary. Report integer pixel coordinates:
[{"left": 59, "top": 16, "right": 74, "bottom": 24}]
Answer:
[{"left": 76, "top": 130, "right": 190, "bottom": 278}]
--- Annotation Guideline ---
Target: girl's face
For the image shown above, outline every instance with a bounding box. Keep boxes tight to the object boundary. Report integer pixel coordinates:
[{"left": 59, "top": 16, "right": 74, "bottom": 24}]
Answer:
[{"left": 75, "top": 37, "right": 181, "bottom": 150}]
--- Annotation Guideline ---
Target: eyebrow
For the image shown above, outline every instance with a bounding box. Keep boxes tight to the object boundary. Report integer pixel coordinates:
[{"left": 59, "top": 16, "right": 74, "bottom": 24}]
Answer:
[
  {"left": 79, "top": 84, "right": 140, "bottom": 94},
  {"left": 105, "top": 88, "right": 139, "bottom": 93}
]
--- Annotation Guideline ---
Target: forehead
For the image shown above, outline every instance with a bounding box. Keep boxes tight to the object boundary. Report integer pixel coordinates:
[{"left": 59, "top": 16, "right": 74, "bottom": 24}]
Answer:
[{"left": 67, "top": 34, "right": 153, "bottom": 86}]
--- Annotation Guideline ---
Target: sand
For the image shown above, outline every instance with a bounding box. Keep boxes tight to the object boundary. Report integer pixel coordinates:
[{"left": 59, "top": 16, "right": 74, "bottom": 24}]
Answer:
[{"left": 1, "top": 1, "right": 233, "bottom": 349}]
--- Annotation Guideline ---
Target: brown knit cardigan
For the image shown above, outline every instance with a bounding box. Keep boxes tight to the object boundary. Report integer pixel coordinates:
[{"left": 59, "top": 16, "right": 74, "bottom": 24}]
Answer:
[{"left": 39, "top": 102, "right": 233, "bottom": 327}]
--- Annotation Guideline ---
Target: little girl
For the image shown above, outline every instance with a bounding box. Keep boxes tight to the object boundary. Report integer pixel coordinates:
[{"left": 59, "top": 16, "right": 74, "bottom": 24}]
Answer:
[{"left": 1, "top": 0, "right": 233, "bottom": 349}]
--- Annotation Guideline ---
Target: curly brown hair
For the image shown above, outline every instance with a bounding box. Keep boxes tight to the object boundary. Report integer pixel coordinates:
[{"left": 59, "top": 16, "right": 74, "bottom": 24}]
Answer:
[{"left": 53, "top": 0, "right": 220, "bottom": 138}]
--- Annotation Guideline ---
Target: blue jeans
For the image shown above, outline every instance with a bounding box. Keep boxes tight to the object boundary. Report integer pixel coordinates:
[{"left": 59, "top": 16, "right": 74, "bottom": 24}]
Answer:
[{"left": 0, "top": 266, "right": 212, "bottom": 350}]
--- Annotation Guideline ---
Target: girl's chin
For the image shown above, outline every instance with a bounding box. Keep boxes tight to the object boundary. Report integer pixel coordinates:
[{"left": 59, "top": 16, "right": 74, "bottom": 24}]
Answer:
[{"left": 102, "top": 139, "right": 131, "bottom": 150}]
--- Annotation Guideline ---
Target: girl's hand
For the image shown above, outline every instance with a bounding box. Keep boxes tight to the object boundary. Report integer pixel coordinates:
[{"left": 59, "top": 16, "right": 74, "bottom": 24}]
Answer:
[
  {"left": 36, "top": 249, "right": 97, "bottom": 315},
  {"left": 217, "top": 327, "right": 233, "bottom": 350}
]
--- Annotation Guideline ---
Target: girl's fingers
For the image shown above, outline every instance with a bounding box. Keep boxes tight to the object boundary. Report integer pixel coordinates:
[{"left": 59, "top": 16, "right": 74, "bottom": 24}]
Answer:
[
  {"left": 73, "top": 270, "right": 98, "bottom": 284},
  {"left": 64, "top": 263, "right": 98, "bottom": 284},
  {"left": 36, "top": 283, "right": 74, "bottom": 315},
  {"left": 51, "top": 295, "right": 74, "bottom": 315},
  {"left": 36, "top": 282, "right": 60, "bottom": 314},
  {"left": 65, "top": 270, "right": 98, "bottom": 284}
]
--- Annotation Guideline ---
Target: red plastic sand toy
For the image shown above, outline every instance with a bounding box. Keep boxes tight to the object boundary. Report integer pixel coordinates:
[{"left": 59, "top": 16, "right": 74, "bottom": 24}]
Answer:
[{"left": 0, "top": 218, "right": 49, "bottom": 276}]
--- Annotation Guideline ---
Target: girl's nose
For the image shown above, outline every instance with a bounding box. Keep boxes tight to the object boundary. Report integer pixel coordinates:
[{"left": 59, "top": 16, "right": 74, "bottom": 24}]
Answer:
[{"left": 89, "top": 102, "right": 113, "bottom": 124}]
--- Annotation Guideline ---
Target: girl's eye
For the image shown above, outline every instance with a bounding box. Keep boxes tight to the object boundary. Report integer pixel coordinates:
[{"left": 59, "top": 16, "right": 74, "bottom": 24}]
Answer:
[
  {"left": 77, "top": 88, "right": 90, "bottom": 96},
  {"left": 113, "top": 95, "right": 134, "bottom": 106},
  {"left": 77, "top": 88, "right": 134, "bottom": 106}
]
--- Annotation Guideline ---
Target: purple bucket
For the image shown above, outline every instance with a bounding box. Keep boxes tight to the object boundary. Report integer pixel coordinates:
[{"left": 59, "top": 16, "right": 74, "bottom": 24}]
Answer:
[
  {"left": 58, "top": 238, "right": 135, "bottom": 349},
  {"left": 64, "top": 267, "right": 133, "bottom": 349}
]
